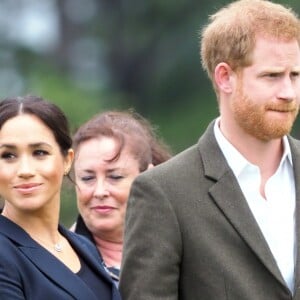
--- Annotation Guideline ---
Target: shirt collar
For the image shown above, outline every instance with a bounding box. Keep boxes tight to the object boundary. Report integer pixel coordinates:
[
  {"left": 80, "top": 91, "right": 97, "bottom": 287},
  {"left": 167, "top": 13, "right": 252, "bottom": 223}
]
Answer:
[{"left": 213, "top": 117, "right": 292, "bottom": 178}]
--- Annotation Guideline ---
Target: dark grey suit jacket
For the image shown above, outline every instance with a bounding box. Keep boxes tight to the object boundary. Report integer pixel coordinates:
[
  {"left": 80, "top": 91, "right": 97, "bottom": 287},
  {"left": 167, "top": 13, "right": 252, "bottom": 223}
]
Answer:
[{"left": 119, "top": 120, "right": 300, "bottom": 300}]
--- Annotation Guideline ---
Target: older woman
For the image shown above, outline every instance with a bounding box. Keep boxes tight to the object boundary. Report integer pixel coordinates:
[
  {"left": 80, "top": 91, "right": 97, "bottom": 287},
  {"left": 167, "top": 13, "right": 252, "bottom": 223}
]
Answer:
[{"left": 72, "top": 110, "right": 172, "bottom": 283}]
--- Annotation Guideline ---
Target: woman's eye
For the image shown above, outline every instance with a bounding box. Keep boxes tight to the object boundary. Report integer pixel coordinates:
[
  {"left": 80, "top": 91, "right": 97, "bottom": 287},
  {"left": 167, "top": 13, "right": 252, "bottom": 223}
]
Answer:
[
  {"left": 34, "top": 150, "right": 49, "bottom": 157},
  {"left": 80, "top": 176, "right": 95, "bottom": 182},
  {"left": 1, "top": 152, "right": 16, "bottom": 160},
  {"left": 109, "top": 175, "right": 124, "bottom": 180}
]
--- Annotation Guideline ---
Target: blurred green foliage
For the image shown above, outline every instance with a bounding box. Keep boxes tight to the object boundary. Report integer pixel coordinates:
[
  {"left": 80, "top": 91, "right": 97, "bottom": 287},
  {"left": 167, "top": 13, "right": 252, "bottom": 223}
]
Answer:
[{"left": 0, "top": 0, "right": 299, "bottom": 226}]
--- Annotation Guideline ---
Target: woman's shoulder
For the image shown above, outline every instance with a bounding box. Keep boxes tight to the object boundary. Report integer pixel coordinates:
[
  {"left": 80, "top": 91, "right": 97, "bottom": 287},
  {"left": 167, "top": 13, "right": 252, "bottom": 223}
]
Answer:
[
  {"left": 0, "top": 232, "right": 17, "bottom": 251},
  {"left": 0, "top": 232, "right": 24, "bottom": 276},
  {"left": 0, "top": 217, "right": 26, "bottom": 254}
]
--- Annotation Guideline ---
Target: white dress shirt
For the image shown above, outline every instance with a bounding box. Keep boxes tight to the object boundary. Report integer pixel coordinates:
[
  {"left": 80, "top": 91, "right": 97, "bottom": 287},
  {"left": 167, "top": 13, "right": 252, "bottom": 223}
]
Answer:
[{"left": 214, "top": 119, "right": 296, "bottom": 292}]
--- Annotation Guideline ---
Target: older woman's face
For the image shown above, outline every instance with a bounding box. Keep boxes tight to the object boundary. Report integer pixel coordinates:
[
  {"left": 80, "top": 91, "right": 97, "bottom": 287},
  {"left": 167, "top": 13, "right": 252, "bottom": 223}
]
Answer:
[{"left": 74, "top": 136, "right": 140, "bottom": 241}]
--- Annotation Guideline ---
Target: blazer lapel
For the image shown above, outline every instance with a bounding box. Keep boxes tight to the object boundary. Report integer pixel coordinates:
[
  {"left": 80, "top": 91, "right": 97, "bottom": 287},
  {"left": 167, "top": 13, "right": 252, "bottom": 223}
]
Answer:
[
  {"left": 288, "top": 137, "right": 300, "bottom": 296},
  {"left": 20, "top": 246, "right": 98, "bottom": 299},
  {"left": 198, "top": 120, "right": 287, "bottom": 288},
  {"left": 61, "top": 227, "right": 117, "bottom": 285},
  {"left": 60, "top": 228, "right": 121, "bottom": 300}
]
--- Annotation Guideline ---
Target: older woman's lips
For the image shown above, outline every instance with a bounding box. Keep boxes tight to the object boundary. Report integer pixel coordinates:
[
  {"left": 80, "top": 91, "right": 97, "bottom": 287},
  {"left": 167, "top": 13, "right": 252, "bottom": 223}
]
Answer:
[{"left": 93, "top": 205, "right": 115, "bottom": 214}]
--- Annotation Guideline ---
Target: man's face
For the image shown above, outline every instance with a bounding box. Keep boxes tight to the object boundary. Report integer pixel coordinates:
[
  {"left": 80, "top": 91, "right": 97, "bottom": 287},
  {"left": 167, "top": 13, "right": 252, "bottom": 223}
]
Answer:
[{"left": 231, "top": 36, "right": 300, "bottom": 141}]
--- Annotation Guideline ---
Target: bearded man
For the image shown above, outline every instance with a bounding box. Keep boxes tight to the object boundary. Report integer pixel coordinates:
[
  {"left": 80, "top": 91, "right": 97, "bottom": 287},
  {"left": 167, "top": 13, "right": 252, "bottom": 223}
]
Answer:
[{"left": 120, "top": 1, "right": 300, "bottom": 299}]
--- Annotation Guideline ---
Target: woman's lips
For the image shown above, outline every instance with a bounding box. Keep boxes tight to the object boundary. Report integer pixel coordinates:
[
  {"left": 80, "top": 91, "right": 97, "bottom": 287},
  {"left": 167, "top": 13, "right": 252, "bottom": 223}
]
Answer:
[
  {"left": 92, "top": 205, "right": 115, "bottom": 214},
  {"left": 14, "top": 183, "right": 42, "bottom": 194}
]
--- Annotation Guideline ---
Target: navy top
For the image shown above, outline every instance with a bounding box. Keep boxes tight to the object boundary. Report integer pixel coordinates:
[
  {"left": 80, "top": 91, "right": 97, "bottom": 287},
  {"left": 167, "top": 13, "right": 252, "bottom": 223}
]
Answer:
[{"left": 77, "top": 257, "right": 111, "bottom": 299}]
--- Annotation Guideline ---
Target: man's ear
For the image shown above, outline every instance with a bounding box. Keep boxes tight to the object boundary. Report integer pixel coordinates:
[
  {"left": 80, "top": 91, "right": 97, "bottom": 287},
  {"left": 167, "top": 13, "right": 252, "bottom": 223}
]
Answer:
[
  {"left": 214, "top": 62, "right": 235, "bottom": 94},
  {"left": 147, "top": 163, "right": 154, "bottom": 170}
]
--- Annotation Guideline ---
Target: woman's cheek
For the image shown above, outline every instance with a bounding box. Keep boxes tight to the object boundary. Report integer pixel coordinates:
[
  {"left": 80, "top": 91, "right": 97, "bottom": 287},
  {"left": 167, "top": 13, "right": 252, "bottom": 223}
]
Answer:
[{"left": 77, "top": 188, "right": 93, "bottom": 205}]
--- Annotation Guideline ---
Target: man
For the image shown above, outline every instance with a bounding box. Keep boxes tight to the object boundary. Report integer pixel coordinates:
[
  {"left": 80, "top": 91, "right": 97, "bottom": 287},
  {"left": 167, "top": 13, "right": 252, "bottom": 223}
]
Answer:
[{"left": 119, "top": 0, "right": 300, "bottom": 299}]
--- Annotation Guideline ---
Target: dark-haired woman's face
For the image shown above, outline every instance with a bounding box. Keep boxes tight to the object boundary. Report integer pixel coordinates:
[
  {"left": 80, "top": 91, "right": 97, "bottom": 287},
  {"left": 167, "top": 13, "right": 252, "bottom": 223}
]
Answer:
[
  {"left": 74, "top": 136, "right": 141, "bottom": 240},
  {"left": 0, "top": 114, "right": 73, "bottom": 215}
]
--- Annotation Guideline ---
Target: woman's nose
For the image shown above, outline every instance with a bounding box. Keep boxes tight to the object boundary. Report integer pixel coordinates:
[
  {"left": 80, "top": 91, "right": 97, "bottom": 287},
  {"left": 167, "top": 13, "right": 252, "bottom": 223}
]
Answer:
[
  {"left": 94, "top": 179, "right": 109, "bottom": 199},
  {"left": 17, "top": 156, "right": 34, "bottom": 178}
]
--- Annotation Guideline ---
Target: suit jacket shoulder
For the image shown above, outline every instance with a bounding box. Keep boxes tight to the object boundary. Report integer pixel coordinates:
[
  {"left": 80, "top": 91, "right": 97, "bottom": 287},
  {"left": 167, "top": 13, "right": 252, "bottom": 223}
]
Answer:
[{"left": 134, "top": 119, "right": 227, "bottom": 192}]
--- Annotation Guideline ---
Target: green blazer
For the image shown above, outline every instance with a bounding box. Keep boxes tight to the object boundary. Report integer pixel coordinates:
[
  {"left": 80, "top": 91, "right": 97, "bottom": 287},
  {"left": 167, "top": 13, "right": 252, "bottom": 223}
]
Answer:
[{"left": 120, "top": 120, "right": 300, "bottom": 300}]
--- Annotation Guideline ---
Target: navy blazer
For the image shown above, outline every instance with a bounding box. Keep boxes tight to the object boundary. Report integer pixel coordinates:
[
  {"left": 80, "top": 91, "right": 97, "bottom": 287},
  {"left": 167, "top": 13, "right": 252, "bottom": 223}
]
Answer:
[{"left": 0, "top": 215, "right": 121, "bottom": 300}]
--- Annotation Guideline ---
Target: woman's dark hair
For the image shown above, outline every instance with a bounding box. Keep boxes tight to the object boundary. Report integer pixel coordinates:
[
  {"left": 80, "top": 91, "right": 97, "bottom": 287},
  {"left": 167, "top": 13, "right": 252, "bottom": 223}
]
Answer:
[
  {"left": 73, "top": 110, "right": 172, "bottom": 171},
  {"left": 0, "top": 95, "right": 72, "bottom": 156}
]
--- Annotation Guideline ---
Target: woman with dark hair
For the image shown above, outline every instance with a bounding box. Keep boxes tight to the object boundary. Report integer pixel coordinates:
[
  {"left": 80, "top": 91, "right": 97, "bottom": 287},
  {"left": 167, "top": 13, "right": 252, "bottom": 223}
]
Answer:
[
  {"left": 0, "top": 96, "right": 121, "bottom": 300},
  {"left": 71, "top": 110, "right": 172, "bottom": 283}
]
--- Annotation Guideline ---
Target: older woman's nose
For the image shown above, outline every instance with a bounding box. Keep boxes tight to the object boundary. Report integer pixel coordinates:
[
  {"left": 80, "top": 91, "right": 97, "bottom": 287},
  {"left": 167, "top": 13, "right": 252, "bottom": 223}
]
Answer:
[{"left": 94, "top": 179, "right": 110, "bottom": 199}]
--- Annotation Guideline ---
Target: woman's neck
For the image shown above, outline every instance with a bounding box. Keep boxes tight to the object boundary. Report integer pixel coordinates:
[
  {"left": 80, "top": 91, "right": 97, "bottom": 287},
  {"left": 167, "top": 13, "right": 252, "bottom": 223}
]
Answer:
[
  {"left": 2, "top": 205, "right": 59, "bottom": 239},
  {"left": 93, "top": 235, "right": 123, "bottom": 268}
]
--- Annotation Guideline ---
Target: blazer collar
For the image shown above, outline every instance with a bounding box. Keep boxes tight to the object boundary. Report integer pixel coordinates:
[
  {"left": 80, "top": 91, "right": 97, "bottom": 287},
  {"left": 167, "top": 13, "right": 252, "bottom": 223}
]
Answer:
[
  {"left": 0, "top": 216, "right": 116, "bottom": 299},
  {"left": 198, "top": 120, "right": 291, "bottom": 291},
  {"left": 288, "top": 136, "right": 300, "bottom": 296}
]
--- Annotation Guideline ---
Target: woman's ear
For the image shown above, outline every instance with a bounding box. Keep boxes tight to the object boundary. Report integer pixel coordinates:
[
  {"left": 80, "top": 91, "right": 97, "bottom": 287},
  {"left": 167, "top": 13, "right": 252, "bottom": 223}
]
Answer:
[
  {"left": 214, "top": 62, "right": 235, "bottom": 94},
  {"left": 64, "top": 148, "right": 74, "bottom": 175}
]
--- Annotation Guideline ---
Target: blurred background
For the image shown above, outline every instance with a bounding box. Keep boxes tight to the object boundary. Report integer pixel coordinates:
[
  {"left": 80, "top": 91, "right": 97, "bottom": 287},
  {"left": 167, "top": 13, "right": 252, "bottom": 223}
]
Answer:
[{"left": 1, "top": 0, "right": 299, "bottom": 226}]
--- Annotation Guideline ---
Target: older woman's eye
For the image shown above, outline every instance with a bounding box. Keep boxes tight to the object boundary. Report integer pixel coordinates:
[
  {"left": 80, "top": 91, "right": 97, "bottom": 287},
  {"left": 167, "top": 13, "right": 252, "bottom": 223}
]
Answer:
[
  {"left": 81, "top": 176, "right": 95, "bottom": 182},
  {"left": 109, "top": 174, "right": 124, "bottom": 180}
]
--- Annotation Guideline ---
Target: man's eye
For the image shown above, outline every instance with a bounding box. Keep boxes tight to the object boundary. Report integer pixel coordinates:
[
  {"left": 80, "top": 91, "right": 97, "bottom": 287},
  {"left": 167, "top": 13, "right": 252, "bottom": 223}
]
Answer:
[
  {"left": 267, "top": 73, "right": 280, "bottom": 78},
  {"left": 291, "top": 72, "right": 300, "bottom": 78}
]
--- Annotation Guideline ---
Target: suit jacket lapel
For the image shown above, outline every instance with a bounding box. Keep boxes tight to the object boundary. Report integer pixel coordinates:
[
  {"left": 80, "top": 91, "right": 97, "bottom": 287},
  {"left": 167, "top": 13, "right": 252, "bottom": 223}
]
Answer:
[
  {"left": 198, "top": 120, "right": 287, "bottom": 288},
  {"left": 288, "top": 136, "right": 300, "bottom": 296}
]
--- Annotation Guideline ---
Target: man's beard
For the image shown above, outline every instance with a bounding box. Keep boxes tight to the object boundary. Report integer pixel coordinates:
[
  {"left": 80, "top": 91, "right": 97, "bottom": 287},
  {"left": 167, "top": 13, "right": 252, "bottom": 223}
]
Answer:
[{"left": 231, "top": 83, "right": 299, "bottom": 141}]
